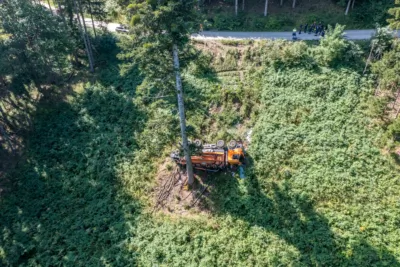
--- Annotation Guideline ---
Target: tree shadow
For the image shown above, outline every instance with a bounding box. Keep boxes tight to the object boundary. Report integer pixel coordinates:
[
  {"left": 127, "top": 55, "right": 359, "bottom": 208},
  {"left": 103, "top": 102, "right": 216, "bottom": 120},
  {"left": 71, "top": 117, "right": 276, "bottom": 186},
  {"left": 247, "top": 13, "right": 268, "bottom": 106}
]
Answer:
[
  {"left": 0, "top": 79, "right": 145, "bottom": 265},
  {"left": 199, "top": 156, "right": 399, "bottom": 266}
]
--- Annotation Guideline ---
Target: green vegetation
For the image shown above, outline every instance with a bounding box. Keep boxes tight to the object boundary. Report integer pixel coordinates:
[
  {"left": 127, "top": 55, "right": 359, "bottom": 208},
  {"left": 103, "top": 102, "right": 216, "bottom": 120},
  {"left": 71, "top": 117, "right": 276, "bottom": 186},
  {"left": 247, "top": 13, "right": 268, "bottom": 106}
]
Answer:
[
  {"left": 202, "top": 0, "right": 394, "bottom": 31},
  {"left": 1, "top": 0, "right": 400, "bottom": 266},
  {"left": 388, "top": 0, "right": 400, "bottom": 29}
]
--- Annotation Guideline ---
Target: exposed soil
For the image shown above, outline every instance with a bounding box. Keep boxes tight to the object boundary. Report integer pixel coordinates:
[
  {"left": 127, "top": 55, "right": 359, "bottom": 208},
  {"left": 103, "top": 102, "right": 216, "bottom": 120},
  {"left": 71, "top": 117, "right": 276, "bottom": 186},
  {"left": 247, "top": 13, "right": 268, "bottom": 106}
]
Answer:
[{"left": 153, "top": 160, "right": 217, "bottom": 216}]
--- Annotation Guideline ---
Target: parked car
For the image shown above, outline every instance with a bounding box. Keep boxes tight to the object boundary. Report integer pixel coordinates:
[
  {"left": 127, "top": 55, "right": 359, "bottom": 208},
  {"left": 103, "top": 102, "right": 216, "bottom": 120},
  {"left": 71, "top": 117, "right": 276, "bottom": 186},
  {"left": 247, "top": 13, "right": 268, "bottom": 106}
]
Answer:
[{"left": 115, "top": 25, "right": 129, "bottom": 33}]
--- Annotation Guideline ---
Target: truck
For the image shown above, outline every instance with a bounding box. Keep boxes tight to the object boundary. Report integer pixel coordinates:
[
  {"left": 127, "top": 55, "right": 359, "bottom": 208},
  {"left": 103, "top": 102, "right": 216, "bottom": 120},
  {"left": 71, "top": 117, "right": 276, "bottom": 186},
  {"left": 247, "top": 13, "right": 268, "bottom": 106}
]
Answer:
[{"left": 170, "top": 140, "right": 246, "bottom": 174}]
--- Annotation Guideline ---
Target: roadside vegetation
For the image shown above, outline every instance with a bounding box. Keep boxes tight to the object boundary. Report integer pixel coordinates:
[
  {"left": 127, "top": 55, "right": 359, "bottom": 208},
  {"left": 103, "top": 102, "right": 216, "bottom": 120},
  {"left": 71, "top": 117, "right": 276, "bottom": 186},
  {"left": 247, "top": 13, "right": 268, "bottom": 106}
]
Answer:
[
  {"left": 1, "top": 0, "right": 400, "bottom": 266},
  {"left": 202, "top": 0, "right": 395, "bottom": 31}
]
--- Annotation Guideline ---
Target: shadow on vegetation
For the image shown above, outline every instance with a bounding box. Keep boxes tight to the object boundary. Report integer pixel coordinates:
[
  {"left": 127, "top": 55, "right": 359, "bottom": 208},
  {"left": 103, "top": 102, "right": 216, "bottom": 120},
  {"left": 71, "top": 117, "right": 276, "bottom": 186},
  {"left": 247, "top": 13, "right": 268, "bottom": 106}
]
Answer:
[
  {"left": 0, "top": 57, "right": 144, "bottom": 265},
  {"left": 199, "top": 154, "right": 399, "bottom": 266}
]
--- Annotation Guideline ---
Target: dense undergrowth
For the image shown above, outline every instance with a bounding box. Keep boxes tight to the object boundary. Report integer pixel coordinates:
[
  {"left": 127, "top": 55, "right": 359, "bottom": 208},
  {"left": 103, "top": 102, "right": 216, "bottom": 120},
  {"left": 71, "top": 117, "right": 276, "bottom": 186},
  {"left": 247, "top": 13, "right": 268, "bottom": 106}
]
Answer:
[
  {"left": 203, "top": 0, "right": 394, "bottom": 31},
  {"left": 1, "top": 30, "right": 400, "bottom": 266}
]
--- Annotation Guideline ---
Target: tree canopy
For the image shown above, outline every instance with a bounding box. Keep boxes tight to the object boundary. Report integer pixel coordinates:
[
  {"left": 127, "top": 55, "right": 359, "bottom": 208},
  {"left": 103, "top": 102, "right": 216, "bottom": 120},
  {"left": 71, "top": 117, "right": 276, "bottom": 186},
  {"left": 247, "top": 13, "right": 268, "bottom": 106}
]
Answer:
[
  {"left": 0, "top": 0, "right": 73, "bottom": 90},
  {"left": 388, "top": 0, "right": 400, "bottom": 29}
]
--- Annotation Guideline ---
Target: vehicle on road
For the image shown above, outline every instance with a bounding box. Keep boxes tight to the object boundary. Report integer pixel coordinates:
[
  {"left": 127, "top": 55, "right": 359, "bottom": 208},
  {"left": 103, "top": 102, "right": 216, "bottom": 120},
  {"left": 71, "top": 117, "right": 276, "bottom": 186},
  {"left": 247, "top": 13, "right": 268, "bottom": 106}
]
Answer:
[{"left": 115, "top": 25, "right": 129, "bottom": 33}]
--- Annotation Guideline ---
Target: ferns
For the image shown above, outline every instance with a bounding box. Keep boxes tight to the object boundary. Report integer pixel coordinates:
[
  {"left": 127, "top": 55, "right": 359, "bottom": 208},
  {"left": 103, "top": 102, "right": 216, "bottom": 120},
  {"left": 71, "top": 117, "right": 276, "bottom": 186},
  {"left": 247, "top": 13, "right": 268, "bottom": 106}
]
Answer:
[{"left": 1, "top": 36, "right": 400, "bottom": 266}]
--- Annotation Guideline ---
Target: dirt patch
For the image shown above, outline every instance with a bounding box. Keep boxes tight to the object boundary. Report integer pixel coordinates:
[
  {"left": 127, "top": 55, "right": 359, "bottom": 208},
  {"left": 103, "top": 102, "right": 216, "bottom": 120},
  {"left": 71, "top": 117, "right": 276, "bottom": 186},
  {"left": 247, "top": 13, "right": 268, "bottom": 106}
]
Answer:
[{"left": 153, "top": 160, "right": 219, "bottom": 216}]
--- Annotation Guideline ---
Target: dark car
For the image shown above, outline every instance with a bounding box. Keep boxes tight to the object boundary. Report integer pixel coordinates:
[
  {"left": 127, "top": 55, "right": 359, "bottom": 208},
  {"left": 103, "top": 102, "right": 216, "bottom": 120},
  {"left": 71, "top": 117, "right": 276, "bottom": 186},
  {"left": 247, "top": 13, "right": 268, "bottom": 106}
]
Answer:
[{"left": 115, "top": 25, "right": 129, "bottom": 33}]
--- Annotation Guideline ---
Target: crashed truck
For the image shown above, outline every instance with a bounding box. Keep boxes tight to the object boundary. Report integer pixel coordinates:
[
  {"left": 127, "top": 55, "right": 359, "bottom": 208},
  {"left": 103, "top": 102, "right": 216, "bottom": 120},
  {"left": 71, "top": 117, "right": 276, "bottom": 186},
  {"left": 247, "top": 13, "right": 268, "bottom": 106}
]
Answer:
[{"left": 170, "top": 140, "right": 246, "bottom": 178}]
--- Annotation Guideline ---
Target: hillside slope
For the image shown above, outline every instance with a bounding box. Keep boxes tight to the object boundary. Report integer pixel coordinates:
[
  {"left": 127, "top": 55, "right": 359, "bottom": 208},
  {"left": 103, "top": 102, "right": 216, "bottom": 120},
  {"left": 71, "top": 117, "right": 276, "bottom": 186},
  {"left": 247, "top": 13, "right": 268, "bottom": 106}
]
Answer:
[{"left": 1, "top": 36, "right": 400, "bottom": 266}]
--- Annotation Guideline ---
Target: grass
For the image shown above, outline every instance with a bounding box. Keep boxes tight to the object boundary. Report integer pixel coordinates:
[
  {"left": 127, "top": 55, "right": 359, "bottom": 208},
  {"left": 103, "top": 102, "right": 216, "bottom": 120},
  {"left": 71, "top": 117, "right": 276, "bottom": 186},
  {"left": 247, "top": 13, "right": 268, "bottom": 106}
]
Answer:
[{"left": 1, "top": 34, "right": 400, "bottom": 266}]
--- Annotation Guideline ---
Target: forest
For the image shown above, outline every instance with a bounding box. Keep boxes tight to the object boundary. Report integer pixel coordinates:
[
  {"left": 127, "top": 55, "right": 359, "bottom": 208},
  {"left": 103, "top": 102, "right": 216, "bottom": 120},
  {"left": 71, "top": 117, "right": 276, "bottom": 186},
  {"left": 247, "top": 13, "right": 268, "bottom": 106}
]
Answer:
[{"left": 1, "top": 0, "right": 400, "bottom": 266}]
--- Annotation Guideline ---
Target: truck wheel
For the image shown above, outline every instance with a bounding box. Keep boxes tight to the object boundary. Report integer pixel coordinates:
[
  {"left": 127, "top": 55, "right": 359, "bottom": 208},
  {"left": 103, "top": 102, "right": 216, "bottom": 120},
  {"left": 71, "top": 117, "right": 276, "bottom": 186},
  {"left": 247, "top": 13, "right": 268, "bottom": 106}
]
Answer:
[
  {"left": 194, "top": 139, "right": 202, "bottom": 147},
  {"left": 228, "top": 140, "right": 237, "bottom": 149},
  {"left": 216, "top": 140, "right": 225, "bottom": 148}
]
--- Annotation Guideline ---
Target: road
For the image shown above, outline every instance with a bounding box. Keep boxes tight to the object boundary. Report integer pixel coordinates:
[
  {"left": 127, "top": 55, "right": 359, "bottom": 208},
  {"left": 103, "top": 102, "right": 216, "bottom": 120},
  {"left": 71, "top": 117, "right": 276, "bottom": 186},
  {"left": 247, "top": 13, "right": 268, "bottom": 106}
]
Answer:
[
  {"left": 38, "top": 2, "right": 398, "bottom": 40},
  {"left": 192, "top": 29, "right": 392, "bottom": 41},
  {"left": 83, "top": 20, "right": 121, "bottom": 32}
]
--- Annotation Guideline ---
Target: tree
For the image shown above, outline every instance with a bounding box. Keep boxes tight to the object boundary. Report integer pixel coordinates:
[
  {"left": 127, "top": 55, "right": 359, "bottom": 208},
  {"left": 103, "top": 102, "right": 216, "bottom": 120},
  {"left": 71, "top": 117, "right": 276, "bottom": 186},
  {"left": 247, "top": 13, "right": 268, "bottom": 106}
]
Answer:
[
  {"left": 371, "top": 40, "right": 400, "bottom": 91},
  {"left": 292, "top": 0, "right": 295, "bottom": 8},
  {"left": 0, "top": 0, "right": 73, "bottom": 159},
  {"left": 364, "top": 25, "right": 393, "bottom": 74},
  {"left": 88, "top": 0, "right": 97, "bottom": 37},
  {"left": 47, "top": 0, "right": 54, "bottom": 14},
  {"left": 264, "top": 0, "right": 268, "bottom": 16},
  {"left": 73, "top": 0, "right": 95, "bottom": 72},
  {"left": 345, "top": 0, "right": 351, "bottom": 15},
  {"left": 314, "top": 24, "right": 362, "bottom": 67},
  {"left": 0, "top": 0, "right": 73, "bottom": 89},
  {"left": 121, "top": 0, "right": 200, "bottom": 185},
  {"left": 235, "top": 0, "right": 238, "bottom": 16},
  {"left": 388, "top": 0, "right": 400, "bottom": 30}
]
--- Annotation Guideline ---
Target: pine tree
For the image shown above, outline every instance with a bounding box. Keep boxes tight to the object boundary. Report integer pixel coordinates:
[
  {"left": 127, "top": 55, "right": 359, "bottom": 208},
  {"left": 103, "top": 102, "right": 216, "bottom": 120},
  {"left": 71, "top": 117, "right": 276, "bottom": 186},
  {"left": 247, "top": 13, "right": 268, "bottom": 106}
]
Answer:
[
  {"left": 120, "top": 0, "right": 200, "bottom": 185},
  {"left": 235, "top": 0, "right": 238, "bottom": 16},
  {"left": 0, "top": 0, "right": 73, "bottom": 88},
  {"left": 264, "top": 0, "right": 268, "bottom": 16},
  {"left": 345, "top": 0, "right": 351, "bottom": 15},
  {"left": 388, "top": 0, "right": 400, "bottom": 30}
]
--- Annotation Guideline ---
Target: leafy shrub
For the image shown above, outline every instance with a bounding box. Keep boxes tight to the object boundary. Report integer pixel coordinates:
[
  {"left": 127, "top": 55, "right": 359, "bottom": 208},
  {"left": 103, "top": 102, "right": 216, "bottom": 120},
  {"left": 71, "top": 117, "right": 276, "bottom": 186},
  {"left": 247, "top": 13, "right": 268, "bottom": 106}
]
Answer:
[
  {"left": 371, "top": 39, "right": 400, "bottom": 90},
  {"left": 220, "top": 39, "right": 254, "bottom": 46},
  {"left": 313, "top": 24, "right": 362, "bottom": 67},
  {"left": 2, "top": 36, "right": 400, "bottom": 267}
]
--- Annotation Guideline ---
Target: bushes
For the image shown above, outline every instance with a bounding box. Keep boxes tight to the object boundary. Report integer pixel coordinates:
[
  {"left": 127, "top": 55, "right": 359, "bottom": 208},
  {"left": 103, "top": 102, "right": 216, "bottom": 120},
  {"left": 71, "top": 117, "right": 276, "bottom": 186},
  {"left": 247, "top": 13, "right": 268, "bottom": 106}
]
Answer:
[
  {"left": 204, "top": 0, "right": 394, "bottom": 31},
  {"left": 0, "top": 84, "right": 144, "bottom": 266},
  {"left": 372, "top": 39, "right": 400, "bottom": 90},
  {"left": 248, "top": 66, "right": 400, "bottom": 265},
  {"left": 208, "top": 12, "right": 295, "bottom": 31},
  {"left": 2, "top": 34, "right": 400, "bottom": 266},
  {"left": 220, "top": 39, "right": 254, "bottom": 46},
  {"left": 313, "top": 24, "right": 362, "bottom": 67}
]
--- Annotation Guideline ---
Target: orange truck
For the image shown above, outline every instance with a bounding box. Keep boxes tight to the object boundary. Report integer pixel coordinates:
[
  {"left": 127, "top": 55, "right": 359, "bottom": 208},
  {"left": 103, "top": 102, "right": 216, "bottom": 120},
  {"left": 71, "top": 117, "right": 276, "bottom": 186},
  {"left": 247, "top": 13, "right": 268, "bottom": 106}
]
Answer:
[{"left": 170, "top": 140, "right": 246, "bottom": 173}]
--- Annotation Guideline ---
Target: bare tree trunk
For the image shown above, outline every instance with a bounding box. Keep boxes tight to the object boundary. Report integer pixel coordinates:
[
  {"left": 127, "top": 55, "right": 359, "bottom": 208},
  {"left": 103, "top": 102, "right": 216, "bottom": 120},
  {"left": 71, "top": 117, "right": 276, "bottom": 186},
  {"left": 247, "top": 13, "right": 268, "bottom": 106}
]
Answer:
[
  {"left": 47, "top": 0, "right": 53, "bottom": 14},
  {"left": 88, "top": 0, "right": 97, "bottom": 37},
  {"left": 235, "top": 0, "right": 238, "bottom": 16},
  {"left": 292, "top": 0, "right": 296, "bottom": 8},
  {"left": 374, "top": 80, "right": 381, "bottom": 96},
  {"left": 242, "top": 0, "right": 244, "bottom": 10},
  {"left": 78, "top": 0, "right": 95, "bottom": 68},
  {"left": 345, "top": 0, "right": 351, "bottom": 15},
  {"left": 363, "top": 43, "right": 374, "bottom": 75},
  {"left": 264, "top": 0, "right": 268, "bottom": 16},
  {"left": 280, "top": 0, "right": 283, "bottom": 6},
  {"left": 56, "top": 0, "right": 66, "bottom": 24},
  {"left": 172, "top": 44, "right": 194, "bottom": 186},
  {"left": 351, "top": 0, "right": 355, "bottom": 9},
  {"left": 73, "top": 0, "right": 94, "bottom": 72}
]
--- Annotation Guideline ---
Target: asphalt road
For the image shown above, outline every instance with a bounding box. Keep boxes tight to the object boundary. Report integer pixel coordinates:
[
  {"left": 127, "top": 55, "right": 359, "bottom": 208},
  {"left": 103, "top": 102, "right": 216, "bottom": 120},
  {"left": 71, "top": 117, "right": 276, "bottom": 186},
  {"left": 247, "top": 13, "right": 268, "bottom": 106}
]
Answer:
[
  {"left": 192, "top": 29, "right": 384, "bottom": 41},
  {"left": 38, "top": 3, "right": 398, "bottom": 40}
]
